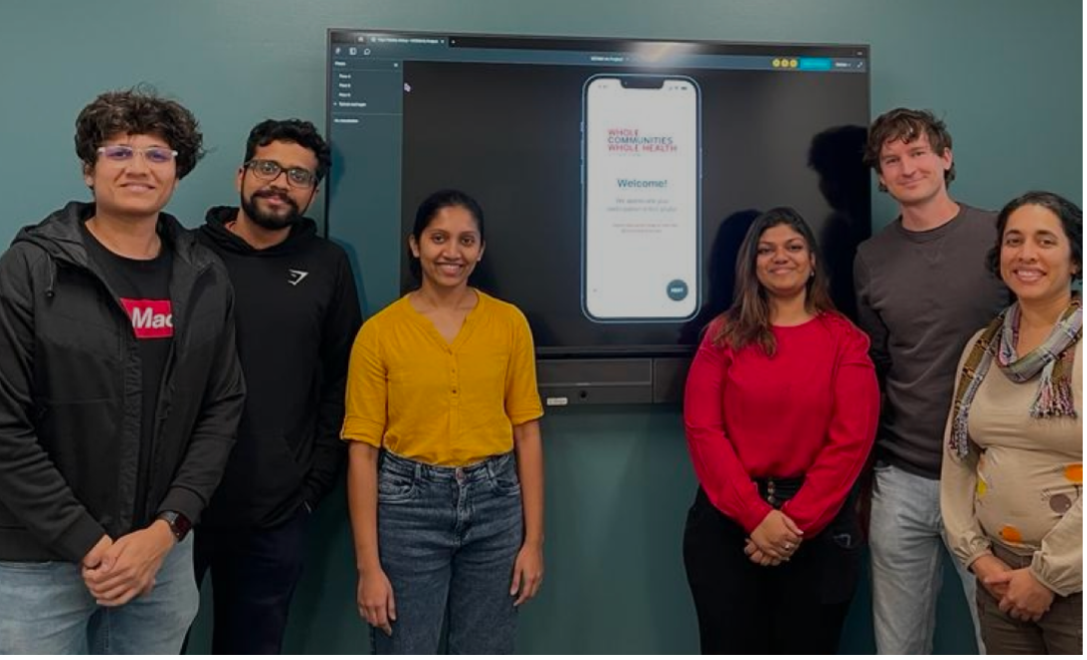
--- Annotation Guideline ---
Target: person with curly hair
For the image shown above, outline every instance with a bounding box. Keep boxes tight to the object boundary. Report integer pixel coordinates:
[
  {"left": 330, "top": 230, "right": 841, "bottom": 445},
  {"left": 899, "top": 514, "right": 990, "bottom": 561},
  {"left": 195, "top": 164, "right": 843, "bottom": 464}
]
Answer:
[{"left": 0, "top": 87, "right": 245, "bottom": 653}]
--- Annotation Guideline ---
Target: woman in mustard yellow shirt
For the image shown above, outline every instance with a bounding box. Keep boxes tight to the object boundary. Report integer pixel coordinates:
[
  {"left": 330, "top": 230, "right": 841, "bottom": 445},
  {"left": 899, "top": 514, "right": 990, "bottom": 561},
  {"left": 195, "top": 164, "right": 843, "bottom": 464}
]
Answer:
[{"left": 344, "top": 190, "right": 545, "bottom": 654}]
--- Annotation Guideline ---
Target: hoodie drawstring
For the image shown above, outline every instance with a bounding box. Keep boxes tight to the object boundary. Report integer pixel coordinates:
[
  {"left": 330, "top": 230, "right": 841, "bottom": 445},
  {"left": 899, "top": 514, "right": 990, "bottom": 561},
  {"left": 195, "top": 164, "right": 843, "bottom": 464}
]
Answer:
[{"left": 45, "top": 255, "right": 57, "bottom": 298}]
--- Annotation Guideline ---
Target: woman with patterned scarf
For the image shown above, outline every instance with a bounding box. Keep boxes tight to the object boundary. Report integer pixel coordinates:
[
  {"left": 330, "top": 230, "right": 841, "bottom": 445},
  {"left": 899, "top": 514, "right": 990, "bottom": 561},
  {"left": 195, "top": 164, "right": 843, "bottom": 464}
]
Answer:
[{"left": 941, "top": 191, "right": 1082, "bottom": 655}]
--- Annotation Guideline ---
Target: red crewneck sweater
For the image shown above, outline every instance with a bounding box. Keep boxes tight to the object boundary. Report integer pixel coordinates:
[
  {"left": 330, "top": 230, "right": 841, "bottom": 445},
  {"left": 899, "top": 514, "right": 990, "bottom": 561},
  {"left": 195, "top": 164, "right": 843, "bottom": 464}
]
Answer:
[{"left": 683, "top": 312, "right": 879, "bottom": 535}]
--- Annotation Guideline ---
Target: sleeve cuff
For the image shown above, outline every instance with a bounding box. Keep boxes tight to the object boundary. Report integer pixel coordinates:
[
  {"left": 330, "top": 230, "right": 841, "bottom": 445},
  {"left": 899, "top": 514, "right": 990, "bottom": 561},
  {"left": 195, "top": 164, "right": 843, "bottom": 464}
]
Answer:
[
  {"left": 157, "top": 486, "right": 207, "bottom": 527},
  {"left": 509, "top": 409, "right": 544, "bottom": 426},
  {"left": 54, "top": 514, "right": 108, "bottom": 564},
  {"left": 1030, "top": 554, "right": 1079, "bottom": 598},
  {"left": 736, "top": 498, "right": 774, "bottom": 535}
]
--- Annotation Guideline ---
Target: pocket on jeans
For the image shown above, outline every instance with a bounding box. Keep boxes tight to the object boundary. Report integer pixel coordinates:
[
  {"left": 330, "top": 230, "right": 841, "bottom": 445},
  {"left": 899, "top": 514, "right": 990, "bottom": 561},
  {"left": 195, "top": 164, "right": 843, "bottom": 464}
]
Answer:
[
  {"left": 377, "top": 471, "right": 416, "bottom": 504},
  {"left": 489, "top": 466, "right": 522, "bottom": 497}
]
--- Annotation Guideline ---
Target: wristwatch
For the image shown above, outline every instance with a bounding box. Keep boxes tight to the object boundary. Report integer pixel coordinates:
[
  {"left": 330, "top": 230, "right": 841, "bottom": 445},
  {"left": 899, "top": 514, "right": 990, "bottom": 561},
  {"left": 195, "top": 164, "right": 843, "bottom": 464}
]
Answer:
[{"left": 157, "top": 511, "right": 192, "bottom": 542}]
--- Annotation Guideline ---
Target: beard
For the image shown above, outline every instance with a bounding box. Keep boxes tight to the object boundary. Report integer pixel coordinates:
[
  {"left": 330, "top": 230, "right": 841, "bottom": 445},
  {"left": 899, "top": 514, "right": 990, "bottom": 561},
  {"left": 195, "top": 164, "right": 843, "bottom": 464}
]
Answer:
[{"left": 240, "top": 189, "right": 305, "bottom": 230}]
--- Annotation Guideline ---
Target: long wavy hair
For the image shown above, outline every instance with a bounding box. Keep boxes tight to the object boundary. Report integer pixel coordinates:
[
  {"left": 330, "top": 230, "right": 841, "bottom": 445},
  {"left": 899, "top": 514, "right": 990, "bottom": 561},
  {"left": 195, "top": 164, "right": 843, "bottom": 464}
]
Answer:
[{"left": 713, "top": 207, "right": 836, "bottom": 356}]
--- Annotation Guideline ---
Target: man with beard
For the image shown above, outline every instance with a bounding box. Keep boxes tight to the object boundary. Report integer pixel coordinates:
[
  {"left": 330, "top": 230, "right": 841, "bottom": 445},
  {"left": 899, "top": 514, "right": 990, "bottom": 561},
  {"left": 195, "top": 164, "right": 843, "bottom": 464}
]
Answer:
[{"left": 193, "top": 119, "right": 362, "bottom": 653}]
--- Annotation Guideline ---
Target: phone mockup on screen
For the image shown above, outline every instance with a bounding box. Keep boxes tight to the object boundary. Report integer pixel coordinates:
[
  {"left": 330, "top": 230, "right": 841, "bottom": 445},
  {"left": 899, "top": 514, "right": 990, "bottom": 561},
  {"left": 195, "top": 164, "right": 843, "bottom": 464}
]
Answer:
[{"left": 581, "top": 74, "right": 701, "bottom": 322}]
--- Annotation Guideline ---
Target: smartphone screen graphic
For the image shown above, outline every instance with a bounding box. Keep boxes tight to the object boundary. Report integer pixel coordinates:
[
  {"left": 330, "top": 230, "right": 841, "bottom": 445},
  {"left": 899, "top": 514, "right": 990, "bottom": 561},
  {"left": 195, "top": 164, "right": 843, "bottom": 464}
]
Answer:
[{"left": 582, "top": 75, "right": 701, "bottom": 322}]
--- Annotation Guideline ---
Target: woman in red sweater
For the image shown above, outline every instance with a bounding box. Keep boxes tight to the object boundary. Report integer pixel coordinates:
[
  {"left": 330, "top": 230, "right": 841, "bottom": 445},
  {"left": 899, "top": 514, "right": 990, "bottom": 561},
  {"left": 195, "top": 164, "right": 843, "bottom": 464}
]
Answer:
[{"left": 682, "top": 207, "right": 880, "bottom": 654}]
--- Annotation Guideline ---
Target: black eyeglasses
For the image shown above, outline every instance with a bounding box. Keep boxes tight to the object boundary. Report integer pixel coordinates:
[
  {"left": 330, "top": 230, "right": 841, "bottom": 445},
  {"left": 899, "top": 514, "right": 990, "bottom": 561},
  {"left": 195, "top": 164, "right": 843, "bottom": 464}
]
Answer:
[{"left": 244, "top": 159, "right": 317, "bottom": 188}]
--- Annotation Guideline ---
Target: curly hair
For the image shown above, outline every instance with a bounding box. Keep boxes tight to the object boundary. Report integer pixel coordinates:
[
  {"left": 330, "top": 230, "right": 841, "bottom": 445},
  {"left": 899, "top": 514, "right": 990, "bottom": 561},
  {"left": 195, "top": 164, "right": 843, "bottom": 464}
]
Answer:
[{"left": 75, "top": 85, "right": 204, "bottom": 179}]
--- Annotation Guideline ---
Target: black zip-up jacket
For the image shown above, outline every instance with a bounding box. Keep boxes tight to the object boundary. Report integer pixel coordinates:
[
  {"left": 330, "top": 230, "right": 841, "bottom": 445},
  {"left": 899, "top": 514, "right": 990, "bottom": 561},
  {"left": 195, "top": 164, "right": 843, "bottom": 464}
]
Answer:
[
  {"left": 0, "top": 202, "right": 245, "bottom": 562},
  {"left": 197, "top": 207, "right": 361, "bottom": 529}
]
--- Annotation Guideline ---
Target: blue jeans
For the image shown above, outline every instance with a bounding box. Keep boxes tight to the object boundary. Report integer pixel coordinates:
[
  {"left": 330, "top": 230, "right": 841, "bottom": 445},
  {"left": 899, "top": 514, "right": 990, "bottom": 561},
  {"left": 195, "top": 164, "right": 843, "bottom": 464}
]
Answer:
[
  {"left": 0, "top": 536, "right": 198, "bottom": 654},
  {"left": 374, "top": 451, "right": 523, "bottom": 654},
  {"left": 869, "top": 463, "right": 983, "bottom": 654}
]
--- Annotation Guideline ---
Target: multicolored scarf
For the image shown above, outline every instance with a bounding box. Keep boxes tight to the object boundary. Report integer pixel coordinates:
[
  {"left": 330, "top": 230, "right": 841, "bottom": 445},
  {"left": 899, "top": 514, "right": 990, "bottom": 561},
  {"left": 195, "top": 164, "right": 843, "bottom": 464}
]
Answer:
[{"left": 949, "top": 297, "right": 1081, "bottom": 458}]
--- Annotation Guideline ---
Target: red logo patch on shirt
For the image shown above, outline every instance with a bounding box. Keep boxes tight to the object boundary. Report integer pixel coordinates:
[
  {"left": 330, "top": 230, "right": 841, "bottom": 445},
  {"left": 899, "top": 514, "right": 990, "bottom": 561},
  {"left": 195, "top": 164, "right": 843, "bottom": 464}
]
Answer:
[{"left": 120, "top": 298, "right": 174, "bottom": 339}]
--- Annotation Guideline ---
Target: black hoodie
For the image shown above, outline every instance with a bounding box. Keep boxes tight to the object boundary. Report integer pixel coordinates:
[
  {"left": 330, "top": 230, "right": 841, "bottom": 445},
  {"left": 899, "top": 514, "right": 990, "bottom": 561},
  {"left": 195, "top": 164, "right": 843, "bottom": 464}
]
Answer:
[
  {"left": 197, "top": 207, "right": 361, "bottom": 529},
  {"left": 0, "top": 202, "right": 245, "bottom": 562}
]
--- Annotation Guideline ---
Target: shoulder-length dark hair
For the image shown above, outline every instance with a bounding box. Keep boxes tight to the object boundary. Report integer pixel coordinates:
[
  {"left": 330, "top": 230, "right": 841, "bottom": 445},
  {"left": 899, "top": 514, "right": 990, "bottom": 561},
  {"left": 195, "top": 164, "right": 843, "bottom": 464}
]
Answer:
[{"left": 713, "top": 207, "right": 836, "bottom": 356}]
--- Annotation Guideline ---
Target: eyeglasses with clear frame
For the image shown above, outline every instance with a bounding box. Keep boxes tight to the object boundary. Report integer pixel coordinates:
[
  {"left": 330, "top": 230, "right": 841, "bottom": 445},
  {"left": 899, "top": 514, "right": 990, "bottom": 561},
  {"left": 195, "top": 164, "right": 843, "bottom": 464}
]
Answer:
[{"left": 97, "top": 145, "right": 178, "bottom": 165}]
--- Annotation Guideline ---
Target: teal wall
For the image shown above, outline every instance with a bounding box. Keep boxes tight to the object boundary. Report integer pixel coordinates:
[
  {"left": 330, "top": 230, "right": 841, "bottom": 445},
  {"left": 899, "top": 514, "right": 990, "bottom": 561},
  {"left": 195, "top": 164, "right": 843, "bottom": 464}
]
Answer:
[{"left": 1, "top": 1, "right": 1080, "bottom": 654}]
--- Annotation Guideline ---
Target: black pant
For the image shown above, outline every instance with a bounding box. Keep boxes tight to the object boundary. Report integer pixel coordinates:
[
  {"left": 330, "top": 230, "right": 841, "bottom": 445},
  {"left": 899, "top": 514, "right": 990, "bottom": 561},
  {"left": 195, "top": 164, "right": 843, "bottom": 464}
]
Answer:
[
  {"left": 683, "top": 489, "right": 861, "bottom": 654},
  {"left": 192, "top": 507, "right": 310, "bottom": 654}
]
